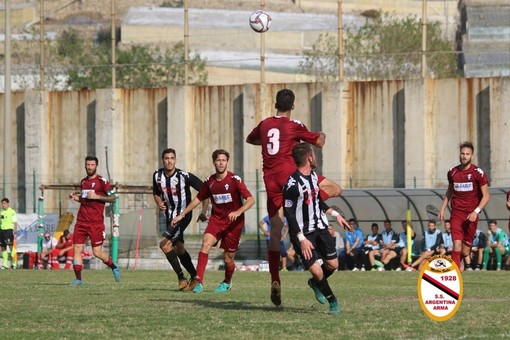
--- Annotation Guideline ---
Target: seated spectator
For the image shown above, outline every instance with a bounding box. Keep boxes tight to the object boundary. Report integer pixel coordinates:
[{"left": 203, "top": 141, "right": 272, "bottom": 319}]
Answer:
[
  {"left": 258, "top": 215, "right": 289, "bottom": 271},
  {"left": 407, "top": 220, "right": 442, "bottom": 271},
  {"left": 380, "top": 220, "right": 415, "bottom": 271},
  {"left": 329, "top": 225, "right": 346, "bottom": 270},
  {"left": 38, "top": 232, "right": 58, "bottom": 269},
  {"left": 378, "top": 219, "right": 398, "bottom": 270},
  {"left": 362, "top": 223, "right": 382, "bottom": 271},
  {"left": 469, "top": 229, "right": 486, "bottom": 271},
  {"left": 285, "top": 244, "right": 303, "bottom": 271},
  {"left": 345, "top": 218, "right": 364, "bottom": 271},
  {"left": 438, "top": 220, "right": 453, "bottom": 256},
  {"left": 482, "top": 220, "right": 508, "bottom": 271},
  {"left": 50, "top": 229, "right": 74, "bottom": 270}
]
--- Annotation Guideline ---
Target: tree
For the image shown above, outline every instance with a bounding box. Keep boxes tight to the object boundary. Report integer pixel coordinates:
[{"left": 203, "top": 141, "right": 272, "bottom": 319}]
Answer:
[
  {"left": 55, "top": 28, "right": 207, "bottom": 89},
  {"left": 299, "top": 13, "right": 459, "bottom": 80}
]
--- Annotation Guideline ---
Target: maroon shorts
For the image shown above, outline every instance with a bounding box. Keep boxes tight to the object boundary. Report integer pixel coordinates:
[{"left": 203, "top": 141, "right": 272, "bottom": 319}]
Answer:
[
  {"left": 450, "top": 209, "right": 478, "bottom": 246},
  {"left": 204, "top": 220, "right": 243, "bottom": 253},
  {"left": 264, "top": 169, "right": 294, "bottom": 217},
  {"left": 73, "top": 222, "right": 106, "bottom": 247}
]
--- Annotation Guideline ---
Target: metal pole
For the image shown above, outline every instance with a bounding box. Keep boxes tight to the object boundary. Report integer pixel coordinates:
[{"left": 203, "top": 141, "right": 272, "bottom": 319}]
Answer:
[
  {"left": 4, "top": 0, "right": 12, "bottom": 199},
  {"left": 260, "top": 0, "right": 266, "bottom": 84},
  {"left": 111, "top": 0, "right": 116, "bottom": 88},
  {"left": 111, "top": 195, "right": 120, "bottom": 263},
  {"left": 338, "top": 0, "right": 344, "bottom": 81},
  {"left": 184, "top": 0, "right": 189, "bottom": 85},
  {"left": 33, "top": 170, "right": 36, "bottom": 213},
  {"left": 39, "top": 0, "right": 45, "bottom": 90},
  {"left": 421, "top": 0, "right": 427, "bottom": 78}
]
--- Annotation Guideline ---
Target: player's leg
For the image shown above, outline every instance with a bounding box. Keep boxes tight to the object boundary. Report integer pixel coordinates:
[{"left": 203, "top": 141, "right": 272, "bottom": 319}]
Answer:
[
  {"left": 449, "top": 211, "right": 465, "bottom": 268},
  {"left": 64, "top": 248, "right": 74, "bottom": 270},
  {"left": 160, "top": 222, "right": 186, "bottom": 287},
  {"left": 215, "top": 251, "right": 236, "bottom": 293},
  {"left": 50, "top": 248, "right": 61, "bottom": 270},
  {"left": 89, "top": 224, "right": 120, "bottom": 282},
  {"left": 481, "top": 246, "right": 492, "bottom": 270},
  {"left": 194, "top": 227, "right": 220, "bottom": 292},
  {"left": 495, "top": 245, "right": 505, "bottom": 270},
  {"left": 173, "top": 218, "right": 197, "bottom": 284}
]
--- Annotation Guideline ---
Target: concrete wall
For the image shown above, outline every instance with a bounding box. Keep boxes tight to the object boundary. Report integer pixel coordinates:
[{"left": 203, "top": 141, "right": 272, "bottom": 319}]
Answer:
[{"left": 2, "top": 78, "right": 510, "bottom": 233}]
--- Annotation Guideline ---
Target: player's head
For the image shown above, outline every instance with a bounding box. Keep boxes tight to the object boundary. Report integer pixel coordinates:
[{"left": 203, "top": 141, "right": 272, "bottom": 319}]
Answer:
[
  {"left": 161, "top": 148, "right": 177, "bottom": 171},
  {"left": 63, "top": 229, "right": 70, "bottom": 238},
  {"left": 212, "top": 149, "right": 230, "bottom": 175},
  {"left": 292, "top": 142, "right": 316, "bottom": 168},
  {"left": 459, "top": 141, "right": 474, "bottom": 167},
  {"left": 275, "top": 89, "right": 295, "bottom": 112},
  {"left": 444, "top": 219, "right": 451, "bottom": 231},
  {"left": 427, "top": 219, "right": 436, "bottom": 232},
  {"left": 348, "top": 218, "right": 357, "bottom": 229},
  {"left": 371, "top": 223, "right": 379, "bottom": 234},
  {"left": 84, "top": 156, "right": 98, "bottom": 177},
  {"left": 488, "top": 220, "right": 498, "bottom": 232},
  {"left": 383, "top": 219, "right": 391, "bottom": 231},
  {"left": 44, "top": 232, "right": 51, "bottom": 240},
  {"left": 1, "top": 198, "right": 9, "bottom": 209}
]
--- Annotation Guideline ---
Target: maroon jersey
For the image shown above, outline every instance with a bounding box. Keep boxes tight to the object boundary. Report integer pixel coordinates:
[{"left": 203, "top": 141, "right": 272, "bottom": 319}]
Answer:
[
  {"left": 197, "top": 171, "right": 252, "bottom": 227},
  {"left": 447, "top": 164, "right": 488, "bottom": 213},
  {"left": 77, "top": 175, "right": 113, "bottom": 224},
  {"left": 247, "top": 116, "right": 321, "bottom": 173},
  {"left": 57, "top": 233, "right": 73, "bottom": 249}
]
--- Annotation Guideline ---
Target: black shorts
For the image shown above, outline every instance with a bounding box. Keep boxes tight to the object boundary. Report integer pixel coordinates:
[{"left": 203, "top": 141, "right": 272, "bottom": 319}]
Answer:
[
  {"left": 391, "top": 247, "right": 405, "bottom": 255},
  {"left": 163, "top": 214, "right": 191, "bottom": 245},
  {"left": 290, "top": 228, "right": 337, "bottom": 270},
  {"left": 0, "top": 229, "right": 14, "bottom": 247}
]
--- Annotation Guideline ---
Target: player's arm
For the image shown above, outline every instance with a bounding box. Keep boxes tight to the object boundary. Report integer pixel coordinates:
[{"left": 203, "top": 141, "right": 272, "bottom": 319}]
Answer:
[
  {"left": 188, "top": 173, "right": 208, "bottom": 221},
  {"left": 228, "top": 196, "right": 255, "bottom": 221},
  {"left": 245, "top": 136, "right": 261, "bottom": 145},
  {"left": 88, "top": 191, "right": 116, "bottom": 203},
  {"left": 258, "top": 219, "right": 269, "bottom": 236},
  {"left": 313, "top": 132, "right": 326, "bottom": 148},
  {"left": 318, "top": 177, "right": 342, "bottom": 199},
  {"left": 246, "top": 125, "right": 262, "bottom": 145},
  {"left": 152, "top": 174, "right": 166, "bottom": 211},
  {"left": 438, "top": 183, "right": 453, "bottom": 221},
  {"left": 197, "top": 199, "right": 209, "bottom": 222},
  {"left": 153, "top": 194, "right": 166, "bottom": 212},
  {"left": 284, "top": 186, "right": 315, "bottom": 260},
  {"left": 468, "top": 184, "right": 490, "bottom": 222},
  {"left": 172, "top": 196, "right": 202, "bottom": 226}
]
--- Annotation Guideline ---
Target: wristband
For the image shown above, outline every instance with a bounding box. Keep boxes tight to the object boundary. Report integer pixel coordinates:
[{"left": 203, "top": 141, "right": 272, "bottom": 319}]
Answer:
[
  {"left": 297, "top": 233, "right": 306, "bottom": 242},
  {"left": 331, "top": 210, "right": 340, "bottom": 217},
  {"left": 474, "top": 207, "right": 481, "bottom": 214}
]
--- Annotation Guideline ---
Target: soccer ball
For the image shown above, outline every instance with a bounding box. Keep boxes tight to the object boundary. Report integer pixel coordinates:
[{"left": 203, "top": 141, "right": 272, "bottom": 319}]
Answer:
[{"left": 249, "top": 10, "right": 271, "bottom": 33}]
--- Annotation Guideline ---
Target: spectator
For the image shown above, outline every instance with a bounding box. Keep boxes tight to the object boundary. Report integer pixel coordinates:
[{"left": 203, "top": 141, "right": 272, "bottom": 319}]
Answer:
[
  {"left": 439, "top": 220, "right": 453, "bottom": 256},
  {"left": 51, "top": 229, "right": 74, "bottom": 270},
  {"left": 38, "top": 232, "right": 58, "bottom": 269},
  {"left": 470, "top": 229, "right": 486, "bottom": 271},
  {"left": 482, "top": 220, "right": 508, "bottom": 271},
  {"left": 345, "top": 219, "right": 364, "bottom": 271},
  {"left": 259, "top": 215, "right": 289, "bottom": 271},
  {"left": 407, "top": 220, "right": 443, "bottom": 271},
  {"left": 362, "top": 223, "right": 382, "bottom": 271},
  {"left": 328, "top": 225, "right": 346, "bottom": 269},
  {"left": 378, "top": 219, "right": 399, "bottom": 270}
]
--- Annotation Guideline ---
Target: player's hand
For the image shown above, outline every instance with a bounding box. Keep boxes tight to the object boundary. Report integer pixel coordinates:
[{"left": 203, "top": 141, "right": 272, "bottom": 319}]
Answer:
[
  {"left": 87, "top": 191, "right": 99, "bottom": 200},
  {"left": 467, "top": 212, "right": 478, "bottom": 222},
  {"left": 197, "top": 213, "right": 208, "bottom": 222},
  {"left": 300, "top": 238, "right": 314, "bottom": 260},
  {"left": 337, "top": 215, "right": 352, "bottom": 231},
  {"left": 228, "top": 211, "right": 241, "bottom": 222},
  {"left": 158, "top": 201, "right": 167, "bottom": 212},
  {"left": 171, "top": 215, "right": 183, "bottom": 226},
  {"left": 438, "top": 210, "right": 444, "bottom": 221}
]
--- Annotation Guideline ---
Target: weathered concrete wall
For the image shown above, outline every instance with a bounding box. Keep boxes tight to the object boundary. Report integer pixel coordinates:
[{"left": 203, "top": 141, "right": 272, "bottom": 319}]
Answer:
[{"left": 2, "top": 78, "right": 510, "bottom": 233}]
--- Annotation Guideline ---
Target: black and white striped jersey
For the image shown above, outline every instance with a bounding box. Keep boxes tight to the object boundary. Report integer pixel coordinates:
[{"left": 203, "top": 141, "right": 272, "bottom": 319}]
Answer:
[
  {"left": 152, "top": 168, "right": 203, "bottom": 221},
  {"left": 283, "top": 170, "right": 329, "bottom": 236}
]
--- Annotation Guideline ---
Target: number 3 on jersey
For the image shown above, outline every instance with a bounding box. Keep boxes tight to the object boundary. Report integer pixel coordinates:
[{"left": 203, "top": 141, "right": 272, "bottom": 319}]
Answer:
[{"left": 267, "top": 128, "right": 280, "bottom": 155}]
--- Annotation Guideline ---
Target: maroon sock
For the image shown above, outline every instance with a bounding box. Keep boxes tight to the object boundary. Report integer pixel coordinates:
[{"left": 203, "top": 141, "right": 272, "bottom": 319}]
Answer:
[
  {"left": 451, "top": 250, "right": 461, "bottom": 269},
  {"left": 268, "top": 250, "right": 281, "bottom": 284},
  {"left": 73, "top": 263, "right": 83, "bottom": 281},
  {"left": 224, "top": 262, "right": 235, "bottom": 283},
  {"left": 196, "top": 252, "right": 209, "bottom": 284},
  {"left": 103, "top": 257, "right": 116, "bottom": 269}
]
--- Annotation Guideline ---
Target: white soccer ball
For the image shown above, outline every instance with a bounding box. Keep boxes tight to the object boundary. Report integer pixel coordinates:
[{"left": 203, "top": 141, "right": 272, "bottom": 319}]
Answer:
[{"left": 249, "top": 10, "right": 271, "bottom": 33}]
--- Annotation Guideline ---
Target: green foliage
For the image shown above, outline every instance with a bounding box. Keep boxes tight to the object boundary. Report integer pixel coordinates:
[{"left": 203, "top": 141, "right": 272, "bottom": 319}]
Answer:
[
  {"left": 54, "top": 28, "right": 207, "bottom": 89},
  {"left": 300, "top": 13, "right": 459, "bottom": 80}
]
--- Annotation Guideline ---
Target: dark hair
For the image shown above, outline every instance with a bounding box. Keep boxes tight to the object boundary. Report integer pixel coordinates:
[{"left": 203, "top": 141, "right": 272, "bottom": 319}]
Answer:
[
  {"left": 459, "top": 141, "right": 474, "bottom": 152},
  {"left": 63, "top": 229, "right": 70, "bottom": 237},
  {"left": 161, "top": 148, "right": 176, "bottom": 159},
  {"left": 1, "top": 198, "right": 9, "bottom": 203},
  {"left": 428, "top": 219, "right": 436, "bottom": 225},
  {"left": 384, "top": 219, "right": 391, "bottom": 224},
  {"left": 444, "top": 219, "right": 450, "bottom": 223},
  {"left": 212, "top": 149, "right": 230, "bottom": 162},
  {"left": 371, "top": 223, "right": 379, "bottom": 229},
  {"left": 292, "top": 142, "right": 313, "bottom": 167},
  {"left": 348, "top": 218, "right": 356, "bottom": 223},
  {"left": 489, "top": 220, "right": 497, "bottom": 225},
  {"left": 85, "top": 155, "right": 99, "bottom": 164},
  {"left": 275, "top": 89, "right": 295, "bottom": 112}
]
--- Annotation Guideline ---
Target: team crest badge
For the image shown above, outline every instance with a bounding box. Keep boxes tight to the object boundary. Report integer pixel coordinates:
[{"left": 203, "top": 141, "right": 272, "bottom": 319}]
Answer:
[{"left": 417, "top": 255, "right": 463, "bottom": 322}]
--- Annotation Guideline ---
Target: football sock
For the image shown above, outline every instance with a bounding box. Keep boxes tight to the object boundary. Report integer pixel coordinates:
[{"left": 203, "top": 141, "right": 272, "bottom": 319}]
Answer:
[
  {"left": 494, "top": 248, "right": 502, "bottom": 269},
  {"left": 196, "top": 252, "right": 209, "bottom": 284},
  {"left": 2, "top": 251, "right": 7, "bottom": 267},
  {"left": 482, "top": 247, "right": 490, "bottom": 269},
  {"left": 166, "top": 250, "right": 185, "bottom": 280},
  {"left": 268, "top": 250, "right": 281, "bottom": 284},
  {"left": 178, "top": 250, "right": 197, "bottom": 278},
  {"left": 451, "top": 250, "right": 461, "bottom": 269},
  {"left": 224, "top": 262, "right": 235, "bottom": 283},
  {"left": 73, "top": 262, "right": 83, "bottom": 281},
  {"left": 316, "top": 277, "right": 335, "bottom": 303},
  {"left": 321, "top": 263, "right": 334, "bottom": 279}
]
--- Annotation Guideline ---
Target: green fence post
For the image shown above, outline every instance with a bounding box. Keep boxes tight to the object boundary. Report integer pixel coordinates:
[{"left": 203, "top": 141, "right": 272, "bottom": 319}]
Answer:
[
  {"left": 111, "top": 195, "right": 120, "bottom": 263},
  {"left": 37, "top": 197, "right": 44, "bottom": 255}
]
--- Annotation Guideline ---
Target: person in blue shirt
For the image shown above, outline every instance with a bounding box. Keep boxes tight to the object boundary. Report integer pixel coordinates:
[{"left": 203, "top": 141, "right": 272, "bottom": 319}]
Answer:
[
  {"left": 345, "top": 218, "right": 364, "bottom": 271},
  {"left": 407, "top": 220, "right": 443, "bottom": 271},
  {"left": 469, "top": 228, "right": 486, "bottom": 271},
  {"left": 259, "top": 215, "right": 288, "bottom": 271},
  {"left": 439, "top": 220, "right": 453, "bottom": 256}
]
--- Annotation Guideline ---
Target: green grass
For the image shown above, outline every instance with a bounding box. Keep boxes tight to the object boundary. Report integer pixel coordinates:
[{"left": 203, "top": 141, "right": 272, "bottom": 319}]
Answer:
[{"left": 1, "top": 269, "right": 509, "bottom": 339}]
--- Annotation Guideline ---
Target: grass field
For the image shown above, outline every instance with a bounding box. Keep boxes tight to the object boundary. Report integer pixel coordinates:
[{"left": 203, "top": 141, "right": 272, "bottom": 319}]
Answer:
[{"left": 1, "top": 268, "right": 509, "bottom": 339}]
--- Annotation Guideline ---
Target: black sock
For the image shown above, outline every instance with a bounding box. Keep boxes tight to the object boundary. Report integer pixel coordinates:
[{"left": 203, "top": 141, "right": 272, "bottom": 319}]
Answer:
[
  {"left": 321, "top": 263, "right": 334, "bottom": 279},
  {"left": 316, "top": 277, "right": 336, "bottom": 303},
  {"left": 177, "top": 250, "right": 197, "bottom": 278},
  {"left": 165, "top": 250, "right": 185, "bottom": 280}
]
